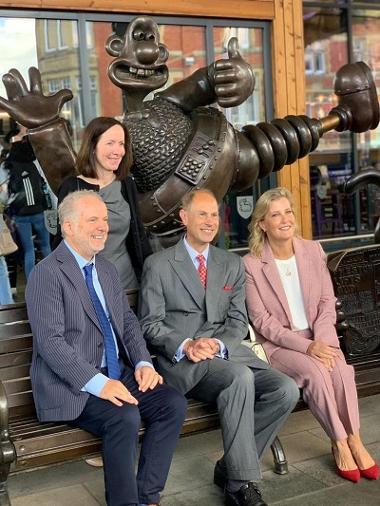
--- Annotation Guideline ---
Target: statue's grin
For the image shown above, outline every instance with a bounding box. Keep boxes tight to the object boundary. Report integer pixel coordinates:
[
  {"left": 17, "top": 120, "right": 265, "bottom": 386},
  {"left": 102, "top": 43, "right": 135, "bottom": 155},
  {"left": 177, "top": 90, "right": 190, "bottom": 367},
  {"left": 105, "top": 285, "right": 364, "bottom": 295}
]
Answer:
[
  {"left": 114, "top": 63, "right": 164, "bottom": 79},
  {"left": 109, "top": 60, "right": 168, "bottom": 90}
]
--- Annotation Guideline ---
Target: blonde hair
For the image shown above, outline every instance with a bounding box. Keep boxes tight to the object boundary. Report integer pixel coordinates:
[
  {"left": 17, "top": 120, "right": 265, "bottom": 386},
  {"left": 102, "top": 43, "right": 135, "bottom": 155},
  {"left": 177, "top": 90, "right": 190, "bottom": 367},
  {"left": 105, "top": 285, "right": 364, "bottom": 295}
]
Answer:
[{"left": 248, "top": 187, "right": 298, "bottom": 258}]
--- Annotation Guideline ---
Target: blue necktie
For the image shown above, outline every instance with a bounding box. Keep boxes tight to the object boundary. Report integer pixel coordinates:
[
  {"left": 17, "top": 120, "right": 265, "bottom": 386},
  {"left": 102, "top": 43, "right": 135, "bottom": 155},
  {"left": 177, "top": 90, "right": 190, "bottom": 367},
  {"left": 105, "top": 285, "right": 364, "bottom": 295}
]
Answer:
[{"left": 83, "top": 264, "right": 121, "bottom": 380}]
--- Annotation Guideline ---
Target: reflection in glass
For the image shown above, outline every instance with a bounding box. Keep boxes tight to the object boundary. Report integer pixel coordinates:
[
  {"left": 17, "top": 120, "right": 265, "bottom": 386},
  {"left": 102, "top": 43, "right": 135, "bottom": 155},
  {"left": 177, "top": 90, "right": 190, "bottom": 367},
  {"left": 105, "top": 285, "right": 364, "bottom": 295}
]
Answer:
[
  {"left": 85, "top": 22, "right": 123, "bottom": 122},
  {"left": 352, "top": 10, "right": 380, "bottom": 233},
  {"left": 213, "top": 26, "right": 266, "bottom": 249},
  {"left": 303, "top": 7, "right": 352, "bottom": 239}
]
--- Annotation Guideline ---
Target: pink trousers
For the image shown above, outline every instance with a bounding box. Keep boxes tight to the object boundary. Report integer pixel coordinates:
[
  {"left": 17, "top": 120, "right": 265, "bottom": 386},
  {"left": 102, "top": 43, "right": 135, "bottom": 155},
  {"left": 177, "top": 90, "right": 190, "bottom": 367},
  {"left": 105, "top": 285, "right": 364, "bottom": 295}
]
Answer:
[{"left": 270, "top": 347, "right": 360, "bottom": 441}]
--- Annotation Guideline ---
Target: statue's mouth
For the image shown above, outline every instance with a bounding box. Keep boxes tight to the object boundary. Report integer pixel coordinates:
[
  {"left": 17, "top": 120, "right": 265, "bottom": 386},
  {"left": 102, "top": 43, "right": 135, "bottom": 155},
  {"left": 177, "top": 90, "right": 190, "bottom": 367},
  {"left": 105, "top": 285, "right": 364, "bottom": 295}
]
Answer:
[
  {"left": 116, "top": 65, "right": 161, "bottom": 79},
  {"left": 109, "top": 60, "right": 168, "bottom": 90}
]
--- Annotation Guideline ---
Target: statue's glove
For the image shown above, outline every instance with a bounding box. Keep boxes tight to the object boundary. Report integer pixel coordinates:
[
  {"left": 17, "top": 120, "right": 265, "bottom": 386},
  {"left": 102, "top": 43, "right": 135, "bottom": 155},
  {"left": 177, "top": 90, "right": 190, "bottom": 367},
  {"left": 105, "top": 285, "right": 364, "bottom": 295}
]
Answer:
[
  {"left": 0, "top": 67, "right": 73, "bottom": 129},
  {"left": 208, "top": 37, "right": 255, "bottom": 108}
]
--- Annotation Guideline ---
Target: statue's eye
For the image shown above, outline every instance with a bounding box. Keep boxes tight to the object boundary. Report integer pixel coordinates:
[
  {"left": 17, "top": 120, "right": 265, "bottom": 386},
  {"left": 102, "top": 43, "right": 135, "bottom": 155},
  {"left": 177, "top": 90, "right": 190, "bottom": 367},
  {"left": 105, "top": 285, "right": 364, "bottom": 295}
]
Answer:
[
  {"left": 145, "top": 32, "right": 155, "bottom": 41},
  {"left": 133, "top": 30, "right": 145, "bottom": 41}
]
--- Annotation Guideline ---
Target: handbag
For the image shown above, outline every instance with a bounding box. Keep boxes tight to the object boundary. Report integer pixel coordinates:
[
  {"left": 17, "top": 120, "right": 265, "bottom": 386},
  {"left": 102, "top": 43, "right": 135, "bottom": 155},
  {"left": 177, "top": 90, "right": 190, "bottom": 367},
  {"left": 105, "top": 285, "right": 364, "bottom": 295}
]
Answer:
[{"left": 0, "top": 216, "right": 18, "bottom": 256}]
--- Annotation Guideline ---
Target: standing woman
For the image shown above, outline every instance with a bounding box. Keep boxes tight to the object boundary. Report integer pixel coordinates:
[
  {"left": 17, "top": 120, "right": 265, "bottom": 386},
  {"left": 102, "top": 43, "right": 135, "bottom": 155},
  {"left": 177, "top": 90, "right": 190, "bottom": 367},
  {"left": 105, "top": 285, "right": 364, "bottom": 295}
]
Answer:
[
  {"left": 244, "top": 187, "right": 378, "bottom": 483},
  {"left": 56, "top": 117, "right": 151, "bottom": 289}
]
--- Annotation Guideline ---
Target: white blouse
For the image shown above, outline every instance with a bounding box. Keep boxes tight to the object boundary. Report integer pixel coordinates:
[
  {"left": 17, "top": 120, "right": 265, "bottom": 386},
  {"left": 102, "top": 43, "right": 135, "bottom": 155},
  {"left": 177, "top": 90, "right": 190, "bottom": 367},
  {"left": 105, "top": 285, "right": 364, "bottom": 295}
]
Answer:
[{"left": 274, "top": 256, "right": 309, "bottom": 331}]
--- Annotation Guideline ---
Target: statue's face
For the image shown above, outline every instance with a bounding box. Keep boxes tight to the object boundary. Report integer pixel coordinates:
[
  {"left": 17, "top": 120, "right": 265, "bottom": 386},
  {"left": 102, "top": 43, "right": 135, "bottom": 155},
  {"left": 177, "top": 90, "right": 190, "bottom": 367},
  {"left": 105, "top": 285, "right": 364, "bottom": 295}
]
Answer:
[{"left": 107, "top": 16, "right": 169, "bottom": 93}]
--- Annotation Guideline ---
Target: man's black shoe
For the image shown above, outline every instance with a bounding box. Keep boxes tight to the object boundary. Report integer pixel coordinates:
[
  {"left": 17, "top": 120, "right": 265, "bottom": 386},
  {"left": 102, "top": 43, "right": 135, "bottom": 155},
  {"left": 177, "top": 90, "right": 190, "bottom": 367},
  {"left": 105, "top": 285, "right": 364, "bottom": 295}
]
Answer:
[
  {"left": 214, "top": 460, "right": 227, "bottom": 489},
  {"left": 225, "top": 482, "right": 267, "bottom": 506}
]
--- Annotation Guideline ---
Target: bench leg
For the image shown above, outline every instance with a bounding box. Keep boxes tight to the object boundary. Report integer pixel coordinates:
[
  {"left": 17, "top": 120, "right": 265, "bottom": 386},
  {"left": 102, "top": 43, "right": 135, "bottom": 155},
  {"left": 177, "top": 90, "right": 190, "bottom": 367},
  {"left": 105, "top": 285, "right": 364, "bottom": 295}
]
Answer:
[
  {"left": 270, "top": 436, "right": 288, "bottom": 475},
  {"left": 0, "top": 462, "right": 11, "bottom": 506}
]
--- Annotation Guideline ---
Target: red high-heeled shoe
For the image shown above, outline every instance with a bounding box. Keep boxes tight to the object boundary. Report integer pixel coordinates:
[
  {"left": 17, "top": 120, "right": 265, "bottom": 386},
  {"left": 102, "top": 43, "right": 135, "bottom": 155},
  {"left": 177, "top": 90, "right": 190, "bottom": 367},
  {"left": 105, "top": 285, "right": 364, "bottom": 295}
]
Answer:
[
  {"left": 336, "top": 466, "right": 361, "bottom": 482},
  {"left": 359, "top": 463, "right": 379, "bottom": 480},
  {"left": 332, "top": 448, "right": 360, "bottom": 482}
]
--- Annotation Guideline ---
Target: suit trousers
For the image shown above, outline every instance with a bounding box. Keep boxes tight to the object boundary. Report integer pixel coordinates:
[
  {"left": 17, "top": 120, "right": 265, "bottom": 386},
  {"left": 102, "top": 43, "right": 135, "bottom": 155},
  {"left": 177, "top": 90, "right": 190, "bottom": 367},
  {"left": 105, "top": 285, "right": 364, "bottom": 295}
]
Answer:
[
  {"left": 270, "top": 348, "right": 360, "bottom": 441},
  {"left": 187, "top": 358, "right": 299, "bottom": 481},
  {"left": 72, "top": 366, "right": 187, "bottom": 506}
]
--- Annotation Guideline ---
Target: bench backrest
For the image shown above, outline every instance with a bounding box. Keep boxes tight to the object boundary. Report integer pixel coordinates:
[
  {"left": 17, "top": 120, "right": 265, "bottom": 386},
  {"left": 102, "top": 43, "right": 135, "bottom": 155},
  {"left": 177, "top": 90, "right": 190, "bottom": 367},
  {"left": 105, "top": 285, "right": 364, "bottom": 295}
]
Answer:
[
  {"left": 0, "top": 290, "right": 138, "bottom": 420},
  {"left": 0, "top": 303, "right": 34, "bottom": 419}
]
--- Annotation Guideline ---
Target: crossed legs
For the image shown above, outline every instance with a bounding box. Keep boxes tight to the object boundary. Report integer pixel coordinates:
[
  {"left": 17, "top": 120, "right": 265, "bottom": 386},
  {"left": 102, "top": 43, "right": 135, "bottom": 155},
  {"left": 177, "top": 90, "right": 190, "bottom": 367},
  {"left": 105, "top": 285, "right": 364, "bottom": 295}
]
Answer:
[{"left": 187, "top": 358, "right": 299, "bottom": 482}]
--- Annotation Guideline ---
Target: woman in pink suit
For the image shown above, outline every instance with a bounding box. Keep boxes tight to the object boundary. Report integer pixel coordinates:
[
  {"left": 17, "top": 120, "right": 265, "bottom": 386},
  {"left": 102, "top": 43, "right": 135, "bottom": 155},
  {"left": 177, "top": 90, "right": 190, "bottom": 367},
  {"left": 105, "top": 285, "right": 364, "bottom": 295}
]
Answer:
[{"left": 244, "top": 187, "right": 378, "bottom": 483}]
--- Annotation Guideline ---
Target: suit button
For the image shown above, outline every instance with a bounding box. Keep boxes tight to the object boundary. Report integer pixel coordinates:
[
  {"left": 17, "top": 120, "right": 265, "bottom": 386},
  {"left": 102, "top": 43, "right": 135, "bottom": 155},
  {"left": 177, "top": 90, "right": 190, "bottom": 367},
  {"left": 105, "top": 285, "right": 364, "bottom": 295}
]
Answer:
[{"left": 97, "top": 342, "right": 103, "bottom": 348}]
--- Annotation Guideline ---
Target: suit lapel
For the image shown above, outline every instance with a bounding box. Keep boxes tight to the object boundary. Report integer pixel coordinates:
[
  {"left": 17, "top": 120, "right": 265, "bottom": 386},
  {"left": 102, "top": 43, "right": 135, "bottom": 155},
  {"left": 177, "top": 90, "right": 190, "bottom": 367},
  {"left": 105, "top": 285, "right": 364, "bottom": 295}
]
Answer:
[
  {"left": 205, "top": 247, "right": 224, "bottom": 319},
  {"left": 56, "top": 242, "right": 102, "bottom": 333},
  {"left": 261, "top": 241, "right": 293, "bottom": 324},
  {"left": 169, "top": 241, "right": 205, "bottom": 309}
]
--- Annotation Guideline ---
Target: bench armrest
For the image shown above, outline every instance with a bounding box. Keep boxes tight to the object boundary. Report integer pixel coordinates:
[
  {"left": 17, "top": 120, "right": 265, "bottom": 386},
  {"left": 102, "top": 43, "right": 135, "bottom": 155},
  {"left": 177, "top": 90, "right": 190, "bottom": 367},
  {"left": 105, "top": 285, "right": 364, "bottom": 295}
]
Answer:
[{"left": 0, "top": 380, "right": 16, "bottom": 465}]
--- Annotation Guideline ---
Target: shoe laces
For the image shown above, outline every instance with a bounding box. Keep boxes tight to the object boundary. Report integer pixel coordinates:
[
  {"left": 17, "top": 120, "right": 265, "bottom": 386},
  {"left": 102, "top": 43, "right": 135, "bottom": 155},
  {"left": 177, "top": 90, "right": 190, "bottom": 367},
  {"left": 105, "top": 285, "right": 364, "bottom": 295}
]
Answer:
[{"left": 241, "top": 482, "right": 262, "bottom": 501}]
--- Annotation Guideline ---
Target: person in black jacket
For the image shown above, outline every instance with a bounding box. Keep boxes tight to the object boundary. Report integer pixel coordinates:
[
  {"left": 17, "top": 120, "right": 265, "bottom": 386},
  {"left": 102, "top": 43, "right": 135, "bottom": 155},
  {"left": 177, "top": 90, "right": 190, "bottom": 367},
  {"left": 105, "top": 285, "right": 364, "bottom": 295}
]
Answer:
[
  {"left": 56, "top": 117, "right": 152, "bottom": 289},
  {"left": 6, "top": 125, "right": 51, "bottom": 279}
]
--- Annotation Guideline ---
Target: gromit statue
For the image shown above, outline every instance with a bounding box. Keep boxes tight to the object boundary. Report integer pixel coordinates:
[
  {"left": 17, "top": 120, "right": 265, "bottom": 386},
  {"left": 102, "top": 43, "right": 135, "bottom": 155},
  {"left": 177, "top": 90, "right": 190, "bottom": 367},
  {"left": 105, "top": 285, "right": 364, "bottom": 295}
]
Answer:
[{"left": 0, "top": 15, "right": 378, "bottom": 238}]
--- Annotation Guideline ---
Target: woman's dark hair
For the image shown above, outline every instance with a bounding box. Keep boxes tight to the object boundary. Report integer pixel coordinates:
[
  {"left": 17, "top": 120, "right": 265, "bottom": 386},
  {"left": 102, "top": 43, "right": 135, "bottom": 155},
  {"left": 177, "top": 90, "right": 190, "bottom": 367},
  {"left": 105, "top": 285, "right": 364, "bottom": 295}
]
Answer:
[{"left": 76, "top": 117, "right": 133, "bottom": 180}]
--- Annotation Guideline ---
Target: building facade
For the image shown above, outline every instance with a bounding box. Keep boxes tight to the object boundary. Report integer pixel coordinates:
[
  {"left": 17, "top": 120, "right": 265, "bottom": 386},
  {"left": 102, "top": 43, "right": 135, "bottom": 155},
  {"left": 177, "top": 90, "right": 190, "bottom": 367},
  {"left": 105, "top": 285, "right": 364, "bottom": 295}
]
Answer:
[{"left": 0, "top": 0, "right": 379, "bottom": 251}]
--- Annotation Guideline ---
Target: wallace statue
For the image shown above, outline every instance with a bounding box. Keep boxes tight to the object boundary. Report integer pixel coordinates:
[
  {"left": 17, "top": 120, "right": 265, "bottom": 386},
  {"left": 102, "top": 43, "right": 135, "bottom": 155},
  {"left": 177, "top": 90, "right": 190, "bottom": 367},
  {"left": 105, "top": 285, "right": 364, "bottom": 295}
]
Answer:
[{"left": 0, "top": 15, "right": 379, "bottom": 239}]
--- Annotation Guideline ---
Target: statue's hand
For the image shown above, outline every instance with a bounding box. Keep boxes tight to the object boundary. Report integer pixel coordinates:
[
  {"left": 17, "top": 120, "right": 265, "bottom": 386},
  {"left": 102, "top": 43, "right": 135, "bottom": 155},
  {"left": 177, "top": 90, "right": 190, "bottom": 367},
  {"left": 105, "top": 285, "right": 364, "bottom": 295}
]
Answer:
[
  {"left": 210, "top": 37, "right": 255, "bottom": 108},
  {"left": 0, "top": 67, "right": 73, "bottom": 129}
]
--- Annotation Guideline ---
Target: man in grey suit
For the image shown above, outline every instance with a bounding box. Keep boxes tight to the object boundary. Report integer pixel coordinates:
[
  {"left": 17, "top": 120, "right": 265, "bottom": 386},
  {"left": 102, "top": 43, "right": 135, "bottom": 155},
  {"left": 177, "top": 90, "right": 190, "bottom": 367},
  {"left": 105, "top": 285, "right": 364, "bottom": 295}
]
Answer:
[
  {"left": 25, "top": 190, "right": 187, "bottom": 506},
  {"left": 139, "top": 189, "right": 299, "bottom": 506}
]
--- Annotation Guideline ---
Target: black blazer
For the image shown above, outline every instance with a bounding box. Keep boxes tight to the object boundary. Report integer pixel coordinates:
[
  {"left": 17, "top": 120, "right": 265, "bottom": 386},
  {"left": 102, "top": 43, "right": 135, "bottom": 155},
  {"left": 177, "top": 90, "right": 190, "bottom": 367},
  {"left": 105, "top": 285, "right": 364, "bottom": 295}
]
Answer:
[{"left": 55, "top": 175, "right": 152, "bottom": 281}]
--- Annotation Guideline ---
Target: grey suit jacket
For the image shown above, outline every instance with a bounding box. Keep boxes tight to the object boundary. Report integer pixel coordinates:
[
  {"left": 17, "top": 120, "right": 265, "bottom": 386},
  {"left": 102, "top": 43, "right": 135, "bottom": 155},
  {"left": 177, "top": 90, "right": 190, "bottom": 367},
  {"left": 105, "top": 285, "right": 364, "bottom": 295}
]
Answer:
[
  {"left": 139, "top": 240, "right": 268, "bottom": 394},
  {"left": 25, "top": 241, "right": 152, "bottom": 422}
]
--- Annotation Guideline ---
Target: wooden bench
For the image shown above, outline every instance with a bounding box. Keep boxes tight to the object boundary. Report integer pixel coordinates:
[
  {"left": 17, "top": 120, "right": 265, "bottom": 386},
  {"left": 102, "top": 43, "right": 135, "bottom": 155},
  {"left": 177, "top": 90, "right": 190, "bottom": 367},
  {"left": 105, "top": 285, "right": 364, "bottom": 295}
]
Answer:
[
  {"left": 1, "top": 296, "right": 380, "bottom": 505},
  {"left": 0, "top": 300, "right": 287, "bottom": 505}
]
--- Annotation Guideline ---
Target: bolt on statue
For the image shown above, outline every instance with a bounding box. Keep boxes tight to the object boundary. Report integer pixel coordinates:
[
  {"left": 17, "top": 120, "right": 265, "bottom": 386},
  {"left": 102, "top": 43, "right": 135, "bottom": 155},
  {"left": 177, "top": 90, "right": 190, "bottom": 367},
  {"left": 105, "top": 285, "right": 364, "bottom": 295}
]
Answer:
[{"left": 0, "top": 15, "right": 378, "bottom": 238}]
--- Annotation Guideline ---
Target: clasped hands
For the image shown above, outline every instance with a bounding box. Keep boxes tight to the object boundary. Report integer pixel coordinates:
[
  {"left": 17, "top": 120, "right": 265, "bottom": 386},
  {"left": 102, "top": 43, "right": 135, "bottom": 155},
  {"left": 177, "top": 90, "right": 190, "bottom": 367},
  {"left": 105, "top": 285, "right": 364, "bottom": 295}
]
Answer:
[
  {"left": 306, "top": 341, "right": 340, "bottom": 371},
  {"left": 183, "top": 337, "right": 220, "bottom": 363},
  {"left": 100, "top": 366, "right": 163, "bottom": 407}
]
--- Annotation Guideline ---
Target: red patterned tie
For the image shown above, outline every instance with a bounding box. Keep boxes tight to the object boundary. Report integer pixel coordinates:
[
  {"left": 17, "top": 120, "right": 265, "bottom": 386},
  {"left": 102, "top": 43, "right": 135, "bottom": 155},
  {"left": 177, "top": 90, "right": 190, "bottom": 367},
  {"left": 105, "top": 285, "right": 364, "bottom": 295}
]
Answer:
[{"left": 196, "top": 254, "right": 207, "bottom": 288}]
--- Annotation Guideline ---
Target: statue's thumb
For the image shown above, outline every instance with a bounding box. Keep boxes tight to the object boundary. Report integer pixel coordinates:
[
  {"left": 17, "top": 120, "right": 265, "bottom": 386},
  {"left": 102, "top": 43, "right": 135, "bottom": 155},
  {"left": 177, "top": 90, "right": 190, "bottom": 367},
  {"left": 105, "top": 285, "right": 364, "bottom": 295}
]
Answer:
[{"left": 227, "top": 37, "right": 242, "bottom": 59}]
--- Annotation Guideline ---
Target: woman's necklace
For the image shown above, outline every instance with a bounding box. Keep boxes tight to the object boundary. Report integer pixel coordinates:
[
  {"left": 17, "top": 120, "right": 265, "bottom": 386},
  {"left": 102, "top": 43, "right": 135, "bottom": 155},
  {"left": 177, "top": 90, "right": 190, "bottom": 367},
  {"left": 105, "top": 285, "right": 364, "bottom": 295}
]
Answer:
[{"left": 276, "top": 256, "right": 295, "bottom": 277}]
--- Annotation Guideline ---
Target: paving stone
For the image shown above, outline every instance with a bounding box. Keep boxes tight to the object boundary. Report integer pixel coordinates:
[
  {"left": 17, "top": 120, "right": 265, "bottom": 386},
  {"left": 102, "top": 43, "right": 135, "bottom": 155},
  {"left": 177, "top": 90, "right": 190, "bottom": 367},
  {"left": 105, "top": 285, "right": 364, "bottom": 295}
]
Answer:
[
  {"left": 10, "top": 484, "right": 100, "bottom": 506},
  {"left": 259, "top": 466, "right": 328, "bottom": 504},
  {"left": 358, "top": 394, "right": 380, "bottom": 417},
  {"left": 174, "top": 429, "right": 223, "bottom": 459},
  {"left": 83, "top": 479, "right": 106, "bottom": 506},
  {"left": 8, "top": 460, "right": 103, "bottom": 498},
  {"left": 268, "top": 430, "right": 331, "bottom": 464},
  {"left": 164, "top": 454, "right": 216, "bottom": 495},
  {"left": 162, "top": 483, "right": 224, "bottom": 506},
  {"left": 271, "top": 478, "right": 380, "bottom": 506},
  {"left": 279, "top": 408, "right": 320, "bottom": 435}
]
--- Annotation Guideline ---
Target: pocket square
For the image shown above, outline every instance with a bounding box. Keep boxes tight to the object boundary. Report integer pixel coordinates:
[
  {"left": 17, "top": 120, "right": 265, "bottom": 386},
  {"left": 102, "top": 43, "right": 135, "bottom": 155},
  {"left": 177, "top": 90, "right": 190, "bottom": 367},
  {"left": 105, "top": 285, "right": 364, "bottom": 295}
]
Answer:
[{"left": 223, "top": 285, "right": 233, "bottom": 291}]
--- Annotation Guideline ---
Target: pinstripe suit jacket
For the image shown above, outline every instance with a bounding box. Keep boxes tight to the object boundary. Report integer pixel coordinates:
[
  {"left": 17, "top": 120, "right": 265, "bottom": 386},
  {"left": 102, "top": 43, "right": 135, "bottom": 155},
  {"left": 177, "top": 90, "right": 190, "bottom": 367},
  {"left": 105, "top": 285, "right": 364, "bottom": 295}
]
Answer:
[{"left": 25, "top": 241, "right": 152, "bottom": 422}]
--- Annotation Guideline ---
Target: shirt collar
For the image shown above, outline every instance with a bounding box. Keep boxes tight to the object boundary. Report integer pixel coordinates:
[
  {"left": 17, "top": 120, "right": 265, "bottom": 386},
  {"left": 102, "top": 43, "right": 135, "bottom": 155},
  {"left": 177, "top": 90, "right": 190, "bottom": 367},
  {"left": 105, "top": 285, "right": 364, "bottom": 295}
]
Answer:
[
  {"left": 183, "top": 236, "right": 209, "bottom": 264},
  {"left": 64, "top": 240, "right": 96, "bottom": 270}
]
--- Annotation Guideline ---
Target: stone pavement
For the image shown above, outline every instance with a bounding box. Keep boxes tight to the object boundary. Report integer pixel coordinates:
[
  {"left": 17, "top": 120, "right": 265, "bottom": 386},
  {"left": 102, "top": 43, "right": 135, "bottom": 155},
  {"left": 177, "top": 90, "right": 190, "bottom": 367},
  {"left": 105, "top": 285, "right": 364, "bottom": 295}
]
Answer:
[{"left": 8, "top": 394, "right": 380, "bottom": 506}]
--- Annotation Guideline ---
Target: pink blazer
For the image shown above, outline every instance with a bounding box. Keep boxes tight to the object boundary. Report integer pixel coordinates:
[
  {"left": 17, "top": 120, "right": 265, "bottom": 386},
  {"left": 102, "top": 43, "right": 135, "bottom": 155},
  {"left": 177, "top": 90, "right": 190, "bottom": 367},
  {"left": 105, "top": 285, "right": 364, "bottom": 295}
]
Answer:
[{"left": 243, "top": 238, "right": 339, "bottom": 360}]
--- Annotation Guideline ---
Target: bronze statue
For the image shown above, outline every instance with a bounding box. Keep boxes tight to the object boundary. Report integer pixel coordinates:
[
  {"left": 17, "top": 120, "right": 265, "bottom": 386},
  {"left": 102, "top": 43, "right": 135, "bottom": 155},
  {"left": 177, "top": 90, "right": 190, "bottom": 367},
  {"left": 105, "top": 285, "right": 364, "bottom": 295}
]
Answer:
[{"left": 0, "top": 15, "right": 378, "bottom": 238}]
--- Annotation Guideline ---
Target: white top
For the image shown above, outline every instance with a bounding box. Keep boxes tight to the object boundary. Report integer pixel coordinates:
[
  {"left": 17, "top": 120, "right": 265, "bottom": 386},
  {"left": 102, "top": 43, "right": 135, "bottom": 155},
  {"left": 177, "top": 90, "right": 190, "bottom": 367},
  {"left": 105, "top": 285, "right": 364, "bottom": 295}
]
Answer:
[{"left": 274, "top": 255, "right": 309, "bottom": 331}]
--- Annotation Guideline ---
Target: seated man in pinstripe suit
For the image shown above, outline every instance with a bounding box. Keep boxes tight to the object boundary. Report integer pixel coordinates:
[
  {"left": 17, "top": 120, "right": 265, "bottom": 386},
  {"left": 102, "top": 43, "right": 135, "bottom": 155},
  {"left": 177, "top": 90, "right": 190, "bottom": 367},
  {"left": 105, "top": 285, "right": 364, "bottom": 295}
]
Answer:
[{"left": 25, "top": 190, "right": 187, "bottom": 506}]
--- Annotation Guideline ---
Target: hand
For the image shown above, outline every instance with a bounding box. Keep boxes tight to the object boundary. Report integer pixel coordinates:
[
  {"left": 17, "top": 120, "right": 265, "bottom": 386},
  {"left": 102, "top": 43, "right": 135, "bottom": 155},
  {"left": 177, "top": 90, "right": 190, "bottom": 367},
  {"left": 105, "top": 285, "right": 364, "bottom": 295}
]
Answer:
[
  {"left": 306, "top": 341, "right": 339, "bottom": 370},
  {"left": 184, "top": 337, "right": 220, "bottom": 363},
  {"left": 209, "top": 37, "right": 255, "bottom": 108},
  {"left": 134, "top": 366, "right": 163, "bottom": 392},
  {"left": 99, "top": 379, "right": 138, "bottom": 407},
  {"left": 0, "top": 67, "right": 73, "bottom": 129}
]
